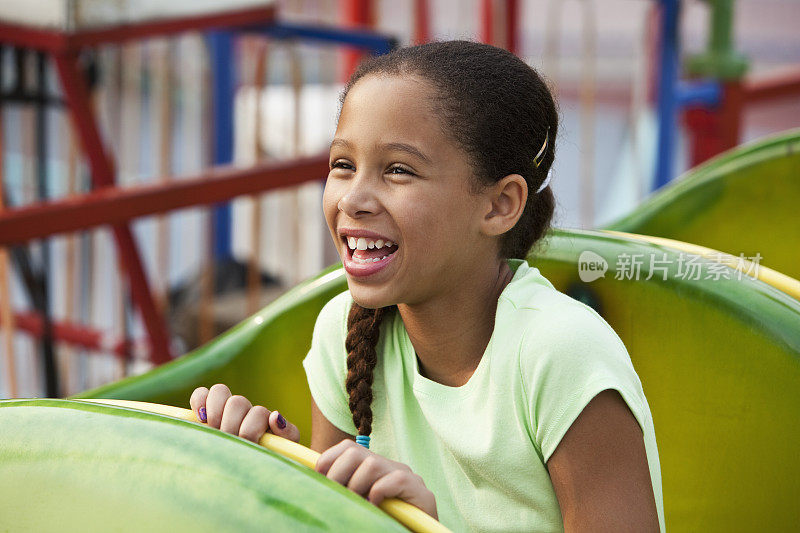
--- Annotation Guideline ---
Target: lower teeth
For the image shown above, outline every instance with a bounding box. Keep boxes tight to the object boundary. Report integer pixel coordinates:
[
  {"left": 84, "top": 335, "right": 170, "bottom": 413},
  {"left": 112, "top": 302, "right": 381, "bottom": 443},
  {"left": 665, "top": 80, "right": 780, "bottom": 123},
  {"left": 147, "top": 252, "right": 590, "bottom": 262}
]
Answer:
[{"left": 353, "top": 255, "right": 389, "bottom": 264}]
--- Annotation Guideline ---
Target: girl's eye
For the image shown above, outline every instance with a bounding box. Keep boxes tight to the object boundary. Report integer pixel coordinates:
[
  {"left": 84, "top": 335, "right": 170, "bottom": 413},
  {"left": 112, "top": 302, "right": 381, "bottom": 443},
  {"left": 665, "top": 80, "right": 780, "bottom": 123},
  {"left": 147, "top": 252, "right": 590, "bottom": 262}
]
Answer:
[
  {"left": 331, "top": 160, "right": 354, "bottom": 171},
  {"left": 387, "top": 165, "right": 414, "bottom": 176}
]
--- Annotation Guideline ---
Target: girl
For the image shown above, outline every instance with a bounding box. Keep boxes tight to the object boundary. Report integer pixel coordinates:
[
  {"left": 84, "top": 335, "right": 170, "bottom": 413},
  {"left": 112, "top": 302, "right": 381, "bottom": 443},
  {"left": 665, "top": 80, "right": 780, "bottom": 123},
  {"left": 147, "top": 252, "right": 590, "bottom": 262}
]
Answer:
[{"left": 190, "top": 40, "right": 664, "bottom": 532}]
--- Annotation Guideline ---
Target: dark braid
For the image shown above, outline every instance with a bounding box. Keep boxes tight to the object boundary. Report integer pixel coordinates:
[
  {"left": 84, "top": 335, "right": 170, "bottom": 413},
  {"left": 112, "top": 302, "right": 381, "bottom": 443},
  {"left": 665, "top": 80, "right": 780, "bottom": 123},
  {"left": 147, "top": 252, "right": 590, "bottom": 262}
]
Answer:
[
  {"left": 339, "top": 41, "right": 559, "bottom": 439},
  {"left": 345, "top": 304, "right": 392, "bottom": 436}
]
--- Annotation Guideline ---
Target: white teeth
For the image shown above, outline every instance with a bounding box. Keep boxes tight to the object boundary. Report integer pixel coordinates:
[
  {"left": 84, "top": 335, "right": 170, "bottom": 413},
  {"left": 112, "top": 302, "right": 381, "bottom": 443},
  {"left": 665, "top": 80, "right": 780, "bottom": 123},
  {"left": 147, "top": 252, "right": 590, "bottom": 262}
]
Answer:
[
  {"left": 385, "top": 241, "right": 394, "bottom": 247},
  {"left": 348, "top": 237, "right": 357, "bottom": 250},
  {"left": 356, "top": 238, "right": 368, "bottom": 250},
  {"left": 351, "top": 255, "right": 391, "bottom": 264},
  {"left": 376, "top": 239, "right": 384, "bottom": 248},
  {"left": 368, "top": 240, "right": 375, "bottom": 249}
]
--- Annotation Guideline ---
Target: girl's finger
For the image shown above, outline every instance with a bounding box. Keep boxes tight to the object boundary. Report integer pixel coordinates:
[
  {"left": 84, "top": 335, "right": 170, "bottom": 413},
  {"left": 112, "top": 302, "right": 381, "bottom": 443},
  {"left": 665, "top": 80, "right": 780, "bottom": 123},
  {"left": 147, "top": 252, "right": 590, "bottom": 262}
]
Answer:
[
  {"left": 316, "top": 439, "right": 361, "bottom": 476},
  {"left": 268, "top": 410, "right": 301, "bottom": 443},
  {"left": 239, "top": 405, "right": 270, "bottom": 443},
  {"left": 325, "top": 445, "right": 365, "bottom": 487},
  {"left": 347, "top": 455, "right": 391, "bottom": 496},
  {"left": 205, "top": 383, "right": 232, "bottom": 429},
  {"left": 189, "top": 386, "right": 209, "bottom": 422},
  {"left": 220, "top": 395, "right": 252, "bottom": 436},
  {"left": 367, "top": 470, "right": 417, "bottom": 507}
]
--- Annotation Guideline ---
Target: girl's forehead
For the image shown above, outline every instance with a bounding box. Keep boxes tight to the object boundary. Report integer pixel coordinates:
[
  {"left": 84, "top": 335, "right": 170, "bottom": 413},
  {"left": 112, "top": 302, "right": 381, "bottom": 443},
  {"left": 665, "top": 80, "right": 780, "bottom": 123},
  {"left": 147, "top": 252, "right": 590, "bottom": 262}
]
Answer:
[
  {"left": 337, "top": 75, "right": 447, "bottom": 146},
  {"left": 343, "top": 74, "right": 436, "bottom": 117}
]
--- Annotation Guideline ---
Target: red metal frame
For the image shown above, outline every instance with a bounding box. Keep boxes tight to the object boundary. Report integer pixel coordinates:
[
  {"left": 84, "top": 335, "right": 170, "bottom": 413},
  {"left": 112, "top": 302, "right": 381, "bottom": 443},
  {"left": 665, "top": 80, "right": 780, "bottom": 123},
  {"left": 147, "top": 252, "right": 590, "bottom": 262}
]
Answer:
[
  {"left": 743, "top": 68, "right": 800, "bottom": 104},
  {"left": 0, "top": 154, "right": 329, "bottom": 245},
  {"left": 53, "top": 50, "right": 172, "bottom": 364},
  {"left": 0, "top": 6, "right": 274, "bottom": 53},
  {"left": 0, "top": 7, "right": 285, "bottom": 365},
  {"left": 3, "top": 311, "right": 136, "bottom": 359}
]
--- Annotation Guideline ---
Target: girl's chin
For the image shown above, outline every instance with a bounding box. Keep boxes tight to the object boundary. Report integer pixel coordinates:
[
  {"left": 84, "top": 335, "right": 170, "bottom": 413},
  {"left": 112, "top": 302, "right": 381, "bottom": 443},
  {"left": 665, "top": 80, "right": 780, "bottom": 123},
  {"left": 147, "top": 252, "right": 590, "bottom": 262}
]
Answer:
[{"left": 346, "top": 286, "right": 396, "bottom": 310}]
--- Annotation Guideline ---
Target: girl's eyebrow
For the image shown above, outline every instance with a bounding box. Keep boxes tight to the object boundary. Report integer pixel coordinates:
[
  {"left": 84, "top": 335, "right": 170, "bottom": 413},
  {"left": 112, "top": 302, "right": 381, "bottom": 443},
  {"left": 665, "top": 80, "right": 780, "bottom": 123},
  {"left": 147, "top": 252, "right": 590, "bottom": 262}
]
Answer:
[{"left": 329, "top": 138, "right": 431, "bottom": 165}]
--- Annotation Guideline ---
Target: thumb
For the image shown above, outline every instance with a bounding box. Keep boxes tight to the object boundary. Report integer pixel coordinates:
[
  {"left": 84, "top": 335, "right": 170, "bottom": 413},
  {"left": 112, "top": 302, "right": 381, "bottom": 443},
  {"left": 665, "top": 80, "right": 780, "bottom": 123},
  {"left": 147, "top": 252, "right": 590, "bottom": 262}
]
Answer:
[{"left": 268, "top": 410, "right": 301, "bottom": 443}]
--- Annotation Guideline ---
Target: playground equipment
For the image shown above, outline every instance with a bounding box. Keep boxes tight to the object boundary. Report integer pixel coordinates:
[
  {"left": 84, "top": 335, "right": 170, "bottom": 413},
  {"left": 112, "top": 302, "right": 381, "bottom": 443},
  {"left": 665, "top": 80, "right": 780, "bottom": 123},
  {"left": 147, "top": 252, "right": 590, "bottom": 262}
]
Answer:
[
  {"left": 0, "top": 397, "right": 447, "bottom": 532},
  {"left": 0, "top": 1, "right": 397, "bottom": 396},
  {"left": 606, "top": 129, "right": 800, "bottom": 282},
  {"left": 63, "top": 228, "right": 800, "bottom": 531}
]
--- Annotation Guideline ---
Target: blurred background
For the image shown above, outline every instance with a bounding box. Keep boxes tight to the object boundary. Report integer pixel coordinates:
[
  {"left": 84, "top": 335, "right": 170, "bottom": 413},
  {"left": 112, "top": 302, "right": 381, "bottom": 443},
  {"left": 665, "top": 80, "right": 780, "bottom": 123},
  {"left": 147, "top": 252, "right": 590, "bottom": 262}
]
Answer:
[{"left": 0, "top": 0, "right": 798, "bottom": 398}]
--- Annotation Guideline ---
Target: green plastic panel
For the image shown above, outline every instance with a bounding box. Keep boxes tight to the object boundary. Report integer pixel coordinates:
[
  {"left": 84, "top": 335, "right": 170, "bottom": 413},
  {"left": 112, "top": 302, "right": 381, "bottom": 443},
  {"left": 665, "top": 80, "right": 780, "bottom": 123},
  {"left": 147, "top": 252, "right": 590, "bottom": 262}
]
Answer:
[
  {"left": 606, "top": 128, "right": 800, "bottom": 280},
  {"left": 0, "top": 398, "right": 407, "bottom": 532}
]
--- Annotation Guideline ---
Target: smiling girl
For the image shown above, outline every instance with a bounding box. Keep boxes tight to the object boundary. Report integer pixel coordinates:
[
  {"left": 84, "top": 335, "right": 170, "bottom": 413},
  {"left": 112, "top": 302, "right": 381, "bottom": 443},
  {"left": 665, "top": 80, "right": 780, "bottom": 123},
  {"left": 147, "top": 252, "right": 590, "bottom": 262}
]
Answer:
[{"left": 191, "top": 40, "right": 665, "bottom": 532}]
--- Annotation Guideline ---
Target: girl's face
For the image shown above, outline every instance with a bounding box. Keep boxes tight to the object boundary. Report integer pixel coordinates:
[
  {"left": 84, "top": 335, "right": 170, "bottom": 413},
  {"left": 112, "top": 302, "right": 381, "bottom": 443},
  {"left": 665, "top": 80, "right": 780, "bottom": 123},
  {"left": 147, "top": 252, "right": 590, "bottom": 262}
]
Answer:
[{"left": 323, "top": 74, "right": 498, "bottom": 309}]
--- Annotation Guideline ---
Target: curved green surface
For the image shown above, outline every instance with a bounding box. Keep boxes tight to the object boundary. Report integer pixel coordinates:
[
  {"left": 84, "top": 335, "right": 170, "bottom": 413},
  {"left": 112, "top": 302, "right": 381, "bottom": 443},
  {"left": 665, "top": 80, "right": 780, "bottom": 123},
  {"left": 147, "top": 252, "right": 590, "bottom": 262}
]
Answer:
[
  {"left": 0, "top": 398, "right": 407, "bottom": 532},
  {"left": 68, "top": 228, "right": 800, "bottom": 531},
  {"left": 606, "top": 128, "right": 800, "bottom": 280}
]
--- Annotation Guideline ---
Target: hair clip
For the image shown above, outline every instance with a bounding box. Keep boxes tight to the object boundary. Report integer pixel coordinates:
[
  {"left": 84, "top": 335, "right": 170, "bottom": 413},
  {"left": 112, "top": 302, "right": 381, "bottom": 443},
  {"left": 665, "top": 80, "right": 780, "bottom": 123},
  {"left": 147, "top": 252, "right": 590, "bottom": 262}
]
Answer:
[
  {"left": 535, "top": 168, "right": 552, "bottom": 194},
  {"left": 533, "top": 127, "right": 550, "bottom": 169},
  {"left": 356, "top": 435, "right": 371, "bottom": 449}
]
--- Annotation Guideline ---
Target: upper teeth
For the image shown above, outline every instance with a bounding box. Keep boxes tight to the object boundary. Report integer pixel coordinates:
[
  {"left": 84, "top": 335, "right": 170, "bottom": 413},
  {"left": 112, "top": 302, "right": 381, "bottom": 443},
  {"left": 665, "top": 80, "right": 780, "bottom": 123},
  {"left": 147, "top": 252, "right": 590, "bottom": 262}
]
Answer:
[{"left": 347, "top": 237, "right": 394, "bottom": 250}]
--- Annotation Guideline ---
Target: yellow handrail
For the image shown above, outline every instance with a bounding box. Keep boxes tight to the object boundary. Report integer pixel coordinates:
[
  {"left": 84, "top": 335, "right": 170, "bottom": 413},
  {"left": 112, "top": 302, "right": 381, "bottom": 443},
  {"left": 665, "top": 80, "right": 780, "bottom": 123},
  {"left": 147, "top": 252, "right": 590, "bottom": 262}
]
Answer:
[{"left": 79, "top": 399, "right": 451, "bottom": 533}]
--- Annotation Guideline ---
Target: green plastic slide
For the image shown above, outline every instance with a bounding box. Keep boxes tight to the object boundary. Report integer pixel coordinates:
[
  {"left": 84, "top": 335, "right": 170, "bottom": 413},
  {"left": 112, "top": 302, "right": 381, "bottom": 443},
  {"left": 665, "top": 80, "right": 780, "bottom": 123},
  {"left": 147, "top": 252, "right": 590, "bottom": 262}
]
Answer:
[
  {"left": 606, "top": 128, "right": 800, "bottom": 281},
  {"left": 0, "top": 398, "right": 408, "bottom": 532},
  {"left": 3, "top": 229, "right": 797, "bottom": 530}
]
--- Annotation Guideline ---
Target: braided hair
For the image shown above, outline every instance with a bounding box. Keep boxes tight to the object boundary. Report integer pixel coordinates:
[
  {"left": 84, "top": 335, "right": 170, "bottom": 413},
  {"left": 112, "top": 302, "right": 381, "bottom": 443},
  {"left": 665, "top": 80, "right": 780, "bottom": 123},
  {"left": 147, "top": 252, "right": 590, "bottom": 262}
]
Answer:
[{"left": 340, "top": 40, "right": 558, "bottom": 441}]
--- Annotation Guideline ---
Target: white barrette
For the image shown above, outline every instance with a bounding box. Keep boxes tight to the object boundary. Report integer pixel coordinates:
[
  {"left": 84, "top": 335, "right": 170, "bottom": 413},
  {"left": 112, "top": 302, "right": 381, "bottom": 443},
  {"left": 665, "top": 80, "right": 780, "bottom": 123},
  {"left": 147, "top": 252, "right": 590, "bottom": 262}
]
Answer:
[{"left": 535, "top": 168, "right": 552, "bottom": 194}]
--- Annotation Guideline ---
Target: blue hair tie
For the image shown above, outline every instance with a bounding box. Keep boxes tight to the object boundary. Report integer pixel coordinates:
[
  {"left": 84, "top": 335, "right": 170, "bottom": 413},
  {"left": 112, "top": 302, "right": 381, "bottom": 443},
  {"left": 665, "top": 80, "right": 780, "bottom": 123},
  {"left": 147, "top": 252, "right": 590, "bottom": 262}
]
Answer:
[{"left": 355, "top": 435, "right": 371, "bottom": 449}]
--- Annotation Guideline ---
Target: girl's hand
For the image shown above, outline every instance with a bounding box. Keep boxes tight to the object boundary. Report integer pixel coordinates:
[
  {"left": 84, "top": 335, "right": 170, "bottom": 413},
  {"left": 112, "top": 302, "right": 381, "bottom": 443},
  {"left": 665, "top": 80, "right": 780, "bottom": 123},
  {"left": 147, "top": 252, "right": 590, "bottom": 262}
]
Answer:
[
  {"left": 190, "top": 383, "right": 300, "bottom": 444},
  {"left": 316, "top": 439, "right": 438, "bottom": 520}
]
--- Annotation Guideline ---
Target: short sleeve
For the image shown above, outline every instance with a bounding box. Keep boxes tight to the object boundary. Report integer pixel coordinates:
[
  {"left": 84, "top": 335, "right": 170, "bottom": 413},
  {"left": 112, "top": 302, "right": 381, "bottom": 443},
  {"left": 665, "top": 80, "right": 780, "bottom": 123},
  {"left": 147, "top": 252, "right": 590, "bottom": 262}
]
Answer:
[
  {"left": 302, "top": 290, "right": 358, "bottom": 435},
  {"left": 521, "top": 303, "right": 648, "bottom": 464}
]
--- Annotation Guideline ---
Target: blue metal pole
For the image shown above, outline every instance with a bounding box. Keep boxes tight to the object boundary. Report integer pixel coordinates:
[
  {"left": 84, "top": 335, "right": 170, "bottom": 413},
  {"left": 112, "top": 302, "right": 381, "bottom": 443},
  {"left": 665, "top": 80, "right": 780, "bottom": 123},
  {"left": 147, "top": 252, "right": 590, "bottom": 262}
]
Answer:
[
  {"left": 207, "top": 31, "right": 235, "bottom": 260},
  {"left": 252, "top": 21, "right": 397, "bottom": 55},
  {"left": 654, "top": 0, "right": 680, "bottom": 191}
]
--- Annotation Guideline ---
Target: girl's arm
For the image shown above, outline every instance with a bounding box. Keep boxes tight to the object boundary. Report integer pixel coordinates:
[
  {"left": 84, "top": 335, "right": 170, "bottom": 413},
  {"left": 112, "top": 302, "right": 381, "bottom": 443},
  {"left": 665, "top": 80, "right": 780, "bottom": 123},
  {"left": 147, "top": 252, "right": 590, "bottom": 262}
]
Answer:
[
  {"left": 546, "top": 389, "right": 660, "bottom": 532},
  {"left": 310, "top": 396, "right": 355, "bottom": 452}
]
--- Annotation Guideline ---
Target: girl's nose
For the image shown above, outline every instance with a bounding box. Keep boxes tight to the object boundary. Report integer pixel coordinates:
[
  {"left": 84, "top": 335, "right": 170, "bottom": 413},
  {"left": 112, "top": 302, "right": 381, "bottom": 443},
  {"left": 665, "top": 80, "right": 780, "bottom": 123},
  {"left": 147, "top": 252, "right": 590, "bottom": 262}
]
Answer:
[{"left": 337, "top": 174, "right": 381, "bottom": 217}]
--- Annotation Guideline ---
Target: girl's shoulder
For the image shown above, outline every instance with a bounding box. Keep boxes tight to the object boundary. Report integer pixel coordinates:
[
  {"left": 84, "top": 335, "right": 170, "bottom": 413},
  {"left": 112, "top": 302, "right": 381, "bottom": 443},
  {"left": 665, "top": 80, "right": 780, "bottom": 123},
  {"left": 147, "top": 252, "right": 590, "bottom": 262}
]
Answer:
[
  {"left": 499, "top": 261, "right": 630, "bottom": 360},
  {"left": 497, "top": 264, "right": 643, "bottom": 403}
]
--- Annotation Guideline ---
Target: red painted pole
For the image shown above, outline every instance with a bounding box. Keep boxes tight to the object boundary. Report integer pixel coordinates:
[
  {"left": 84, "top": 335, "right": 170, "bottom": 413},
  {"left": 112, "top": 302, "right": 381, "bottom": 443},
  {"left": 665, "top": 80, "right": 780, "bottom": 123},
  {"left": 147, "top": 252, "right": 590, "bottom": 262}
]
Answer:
[
  {"left": 52, "top": 51, "right": 172, "bottom": 365},
  {"left": 413, "top": 0, "right": 430, "bottom": 45},
  {"left": 506, "top": 0, "right": 519, "bottom": 54},
  {"left": 481, "top": 0, "right": 494, "bottom": 45},
  {"left": 341, "top": 0, "right": 374, "bottom": 81},
  {"left": 683, "top": 81, "right": 742, "bottom": 168}
]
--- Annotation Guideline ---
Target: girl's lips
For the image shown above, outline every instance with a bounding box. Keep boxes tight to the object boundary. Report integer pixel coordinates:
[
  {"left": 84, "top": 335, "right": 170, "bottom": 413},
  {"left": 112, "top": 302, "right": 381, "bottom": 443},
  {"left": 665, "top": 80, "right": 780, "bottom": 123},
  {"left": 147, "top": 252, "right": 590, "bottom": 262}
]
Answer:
[{"left": 342, "top": 241, "right": 398, "bottom": 278}]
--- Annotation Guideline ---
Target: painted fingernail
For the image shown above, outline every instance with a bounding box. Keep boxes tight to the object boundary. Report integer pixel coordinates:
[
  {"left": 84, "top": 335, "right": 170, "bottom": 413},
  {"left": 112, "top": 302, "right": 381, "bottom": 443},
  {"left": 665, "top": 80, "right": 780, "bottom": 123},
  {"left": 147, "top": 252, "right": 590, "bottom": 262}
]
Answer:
[
  {"left": 199, "top": 407, "right": 207, "bottom": 422},
  {"left": 276, "top": 412, "right": 287, "bottom": 430}
]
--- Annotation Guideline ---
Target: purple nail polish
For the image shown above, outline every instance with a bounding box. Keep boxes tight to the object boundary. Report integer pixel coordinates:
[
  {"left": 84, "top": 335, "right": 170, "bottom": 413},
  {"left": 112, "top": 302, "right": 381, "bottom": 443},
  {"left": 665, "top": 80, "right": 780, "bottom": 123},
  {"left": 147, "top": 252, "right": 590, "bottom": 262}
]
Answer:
[
  {"left": 276, "top": 412, "right": 287, "bottom": 430},
  {"left": 199, "top": 407, "right": 207, "bottom": 422}
]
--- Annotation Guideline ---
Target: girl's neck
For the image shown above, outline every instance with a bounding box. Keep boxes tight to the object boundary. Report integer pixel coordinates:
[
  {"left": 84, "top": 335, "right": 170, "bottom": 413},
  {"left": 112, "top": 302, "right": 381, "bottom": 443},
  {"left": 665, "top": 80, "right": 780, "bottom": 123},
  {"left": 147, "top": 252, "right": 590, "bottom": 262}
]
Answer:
[{"left": 397, "top": 258, "right": 514, "bottom": 387}]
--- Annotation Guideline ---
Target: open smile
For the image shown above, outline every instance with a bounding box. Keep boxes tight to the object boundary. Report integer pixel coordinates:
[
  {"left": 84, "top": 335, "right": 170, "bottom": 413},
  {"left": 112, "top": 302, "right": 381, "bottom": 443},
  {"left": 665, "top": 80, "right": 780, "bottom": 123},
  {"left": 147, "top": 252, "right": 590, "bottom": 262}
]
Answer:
[{"left": 338, "top": 229, "right": 400, "bottom": 278}]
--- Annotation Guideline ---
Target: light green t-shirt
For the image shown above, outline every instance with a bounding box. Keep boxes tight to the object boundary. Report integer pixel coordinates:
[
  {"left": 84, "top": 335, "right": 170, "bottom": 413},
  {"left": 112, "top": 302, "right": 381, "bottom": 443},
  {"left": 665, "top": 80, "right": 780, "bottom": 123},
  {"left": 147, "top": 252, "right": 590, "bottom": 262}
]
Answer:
[{"left": 303, "top": 259, "right": 665, "bottom": 532}]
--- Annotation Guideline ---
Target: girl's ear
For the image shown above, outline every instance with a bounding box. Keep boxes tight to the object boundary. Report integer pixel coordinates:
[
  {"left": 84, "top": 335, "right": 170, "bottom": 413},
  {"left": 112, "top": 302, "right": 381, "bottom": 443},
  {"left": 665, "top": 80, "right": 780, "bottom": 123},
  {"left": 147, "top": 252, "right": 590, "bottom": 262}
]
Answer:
[{"left": 480, "top": 174, "right": 528, "bottom": 237}]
